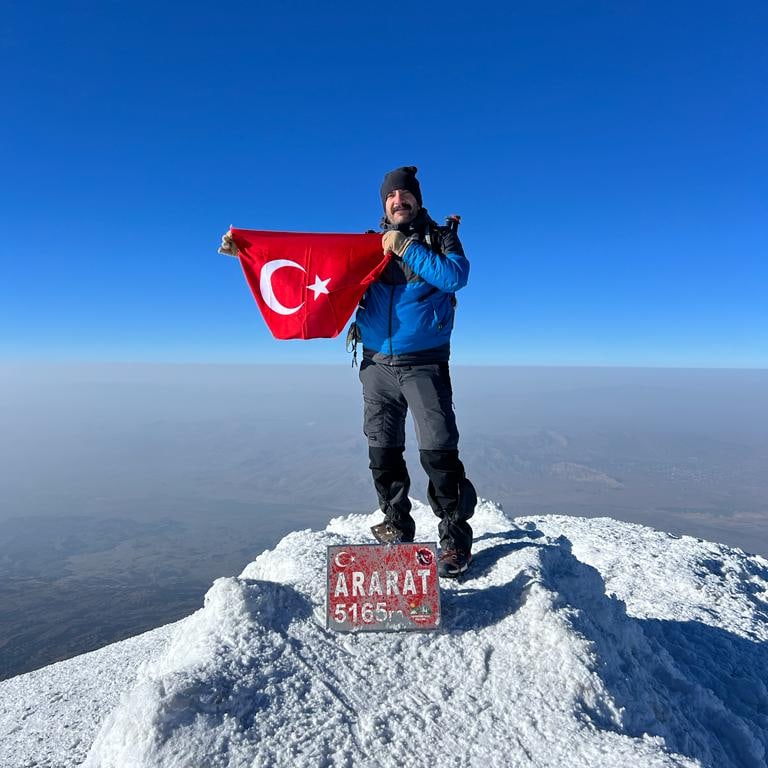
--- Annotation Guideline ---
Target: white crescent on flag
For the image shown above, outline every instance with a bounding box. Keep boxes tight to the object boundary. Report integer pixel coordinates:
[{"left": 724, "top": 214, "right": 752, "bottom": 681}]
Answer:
[
  {"left": 259, "top": 259, "right": 306, "bottom": 315},
  {"left": 334, "top": 552, "right": 355, "bottom": 568}
]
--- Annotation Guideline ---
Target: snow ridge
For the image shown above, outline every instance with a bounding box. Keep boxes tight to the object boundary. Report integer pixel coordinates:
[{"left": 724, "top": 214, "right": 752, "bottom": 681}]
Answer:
[{"left": 75, "top": 501, "right": 768, "bottom": 768}]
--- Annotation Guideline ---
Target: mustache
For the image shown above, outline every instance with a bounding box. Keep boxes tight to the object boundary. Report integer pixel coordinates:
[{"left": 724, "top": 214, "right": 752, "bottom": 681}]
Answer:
[{"left": 393, "top": 203, "right": 413, "bottom": 212}]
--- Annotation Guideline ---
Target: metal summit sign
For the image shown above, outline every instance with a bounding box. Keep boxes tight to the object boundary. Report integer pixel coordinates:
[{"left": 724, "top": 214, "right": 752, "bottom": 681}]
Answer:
[{"left": 326, "top": 543, "right": 441, "bottom": 632}]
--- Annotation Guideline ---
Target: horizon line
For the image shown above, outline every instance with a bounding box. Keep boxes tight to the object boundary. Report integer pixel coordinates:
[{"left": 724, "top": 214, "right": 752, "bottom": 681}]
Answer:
[{"left": 1, "top": 358, "right": 766, "bottom": 372}]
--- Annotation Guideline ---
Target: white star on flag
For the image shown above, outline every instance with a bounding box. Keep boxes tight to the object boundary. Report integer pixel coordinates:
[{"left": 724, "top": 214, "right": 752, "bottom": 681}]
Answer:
[{"left": 307, "top": 275, "right": 331, "bottom": 299}]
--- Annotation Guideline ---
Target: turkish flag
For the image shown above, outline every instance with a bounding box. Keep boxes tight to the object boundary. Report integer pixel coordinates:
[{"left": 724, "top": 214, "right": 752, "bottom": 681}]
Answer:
[{"left": 230, "top": 229, "right": 390, "bottom": 340}]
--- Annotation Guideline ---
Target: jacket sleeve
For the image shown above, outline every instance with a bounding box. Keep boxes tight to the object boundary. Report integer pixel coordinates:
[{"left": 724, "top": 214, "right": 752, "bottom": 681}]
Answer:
[{"left": 401, "top": 236, "right": 470, "bottom": 292}]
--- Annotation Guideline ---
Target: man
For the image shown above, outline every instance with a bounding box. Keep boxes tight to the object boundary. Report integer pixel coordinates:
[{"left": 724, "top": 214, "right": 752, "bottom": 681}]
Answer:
[
  {"left": 218, "top": 166, "right": 476, "bottom": 577},
  {"left": 356, "top": 166, "right": 476, "bottom": 578}
]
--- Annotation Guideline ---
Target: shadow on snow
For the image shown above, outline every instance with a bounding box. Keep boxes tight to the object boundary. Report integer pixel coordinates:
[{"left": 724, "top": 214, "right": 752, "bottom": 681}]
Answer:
[{"left": 442, "top": 526, "right": 768, "bottom": 768}]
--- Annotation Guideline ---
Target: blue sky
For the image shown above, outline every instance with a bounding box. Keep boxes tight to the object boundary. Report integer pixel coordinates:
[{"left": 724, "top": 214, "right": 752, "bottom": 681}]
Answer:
[{"left": 2, "top": 1, "right": 766, "bottom": 367}]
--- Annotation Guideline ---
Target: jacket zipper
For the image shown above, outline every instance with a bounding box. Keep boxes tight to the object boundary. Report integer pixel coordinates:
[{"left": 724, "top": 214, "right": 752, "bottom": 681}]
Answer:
[{"left": 388, "top": 285, "right": 395, "bottom": 360}]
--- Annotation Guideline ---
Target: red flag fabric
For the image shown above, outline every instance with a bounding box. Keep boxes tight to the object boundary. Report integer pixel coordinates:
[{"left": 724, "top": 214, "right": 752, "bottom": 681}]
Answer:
[{"left": 230, "top": 229, "right": 390, "bottom": 340}]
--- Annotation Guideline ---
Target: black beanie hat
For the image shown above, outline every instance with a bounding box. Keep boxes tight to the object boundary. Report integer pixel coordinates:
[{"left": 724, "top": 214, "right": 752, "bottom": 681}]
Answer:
[{"left": 380, "top": 166, "right": 422, "bottom": 209}]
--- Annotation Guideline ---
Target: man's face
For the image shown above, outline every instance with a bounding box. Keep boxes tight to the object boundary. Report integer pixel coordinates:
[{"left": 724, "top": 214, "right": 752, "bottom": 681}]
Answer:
[{"left": 385, "top": 189, "right": 420, "bottom": 225}]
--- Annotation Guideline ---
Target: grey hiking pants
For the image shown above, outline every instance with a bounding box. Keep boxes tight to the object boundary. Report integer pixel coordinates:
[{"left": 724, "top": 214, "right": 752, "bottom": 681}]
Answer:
[{"left": 359, "top": 358, "right": 475, "bottom": 552}]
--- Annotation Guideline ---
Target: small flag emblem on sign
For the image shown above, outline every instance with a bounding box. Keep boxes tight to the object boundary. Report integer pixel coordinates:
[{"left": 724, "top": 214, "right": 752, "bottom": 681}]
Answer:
[{"left": 326, "top": 543, "right": 441, "bottom": 632}]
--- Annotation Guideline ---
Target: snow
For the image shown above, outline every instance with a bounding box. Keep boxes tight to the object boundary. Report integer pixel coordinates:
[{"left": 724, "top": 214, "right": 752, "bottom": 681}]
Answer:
[
  {"left": 0, "top": 622, "right": 174, "bottom": 768},
  {"left": 2, "top": 500, "right": 767, "bottom": 767}
]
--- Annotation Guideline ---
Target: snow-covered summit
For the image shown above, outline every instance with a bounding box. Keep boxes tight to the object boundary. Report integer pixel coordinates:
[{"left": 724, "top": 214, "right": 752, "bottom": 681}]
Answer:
[{"left": 2, "top": 501, "right": 768, "bottom": 767}]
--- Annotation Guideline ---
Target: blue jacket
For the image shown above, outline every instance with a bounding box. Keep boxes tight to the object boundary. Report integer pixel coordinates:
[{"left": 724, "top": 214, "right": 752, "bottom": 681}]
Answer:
[{"left": 356, "top": 211, "right": 470, "bottom": 364}]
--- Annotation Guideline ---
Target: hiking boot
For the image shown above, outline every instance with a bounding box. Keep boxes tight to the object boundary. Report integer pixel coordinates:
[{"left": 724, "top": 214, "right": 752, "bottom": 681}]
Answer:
[
  {"left": 371, "top": 521, "right": 413, "bottom": 544},
  {"left": 438, "top": 549, "right": 472, "bottom": 578}
]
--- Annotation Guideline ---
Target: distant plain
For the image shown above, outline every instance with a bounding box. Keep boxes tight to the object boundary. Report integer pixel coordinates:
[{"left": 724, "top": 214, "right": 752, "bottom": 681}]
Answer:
[{"left": 1, "top": 363, "right": 766, "bottom": 679}]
